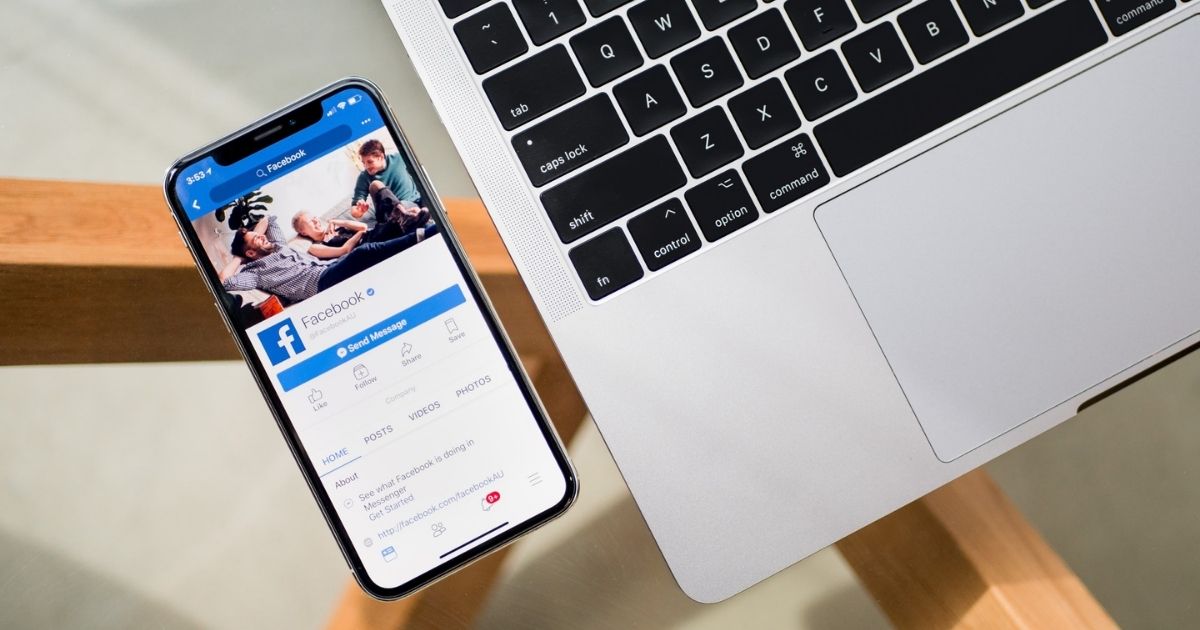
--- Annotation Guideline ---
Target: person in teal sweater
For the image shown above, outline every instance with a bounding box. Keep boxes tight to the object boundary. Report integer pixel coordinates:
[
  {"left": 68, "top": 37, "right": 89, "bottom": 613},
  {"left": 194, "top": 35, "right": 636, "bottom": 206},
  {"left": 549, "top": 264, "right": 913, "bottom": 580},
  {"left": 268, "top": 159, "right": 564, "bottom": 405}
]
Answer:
[{"left": 350, "top": 139, "right": 423, "bottom": 222}]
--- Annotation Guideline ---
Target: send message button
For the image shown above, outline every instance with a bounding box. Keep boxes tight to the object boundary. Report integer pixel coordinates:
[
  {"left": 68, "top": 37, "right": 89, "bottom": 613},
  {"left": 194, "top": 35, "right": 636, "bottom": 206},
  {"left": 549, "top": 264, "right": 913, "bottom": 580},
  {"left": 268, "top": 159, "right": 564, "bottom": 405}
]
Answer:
[{"left": 276, "top": 285, "right": 466, "bottom": 392}]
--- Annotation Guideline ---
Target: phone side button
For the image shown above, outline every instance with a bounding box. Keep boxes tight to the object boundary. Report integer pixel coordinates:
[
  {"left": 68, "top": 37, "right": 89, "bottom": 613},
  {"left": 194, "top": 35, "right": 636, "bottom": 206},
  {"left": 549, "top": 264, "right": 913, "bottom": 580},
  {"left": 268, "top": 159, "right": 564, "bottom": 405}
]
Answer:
[
  {"left": 420, "top": 165, "right": 444, "bottom": 214},
  {"left": 212, "top": 301, "right": 235, "bottom": 336}
]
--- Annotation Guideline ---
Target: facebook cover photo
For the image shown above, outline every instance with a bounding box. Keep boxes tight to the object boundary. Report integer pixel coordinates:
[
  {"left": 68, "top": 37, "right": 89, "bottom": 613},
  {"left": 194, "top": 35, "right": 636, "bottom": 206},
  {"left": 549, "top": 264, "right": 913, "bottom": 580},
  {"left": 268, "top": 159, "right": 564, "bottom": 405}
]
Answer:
[{"left": 192, "top": 130, "right": 438, "bottom": 329}]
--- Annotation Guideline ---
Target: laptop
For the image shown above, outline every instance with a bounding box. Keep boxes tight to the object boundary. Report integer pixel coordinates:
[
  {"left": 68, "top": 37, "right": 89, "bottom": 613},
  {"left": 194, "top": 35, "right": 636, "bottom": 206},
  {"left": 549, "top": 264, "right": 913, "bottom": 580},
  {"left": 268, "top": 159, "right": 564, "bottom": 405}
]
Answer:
[{"left": 381, "top": 0, "right": 1200, "bottom": 602}]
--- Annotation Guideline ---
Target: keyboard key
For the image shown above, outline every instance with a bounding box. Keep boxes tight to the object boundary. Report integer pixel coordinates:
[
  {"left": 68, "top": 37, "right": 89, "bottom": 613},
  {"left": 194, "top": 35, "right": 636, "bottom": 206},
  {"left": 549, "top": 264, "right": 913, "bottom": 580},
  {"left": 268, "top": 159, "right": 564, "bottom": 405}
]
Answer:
[
  {"left": 851, "top": 0, "right": 912, "bottom": 21},
  {"left": 1093, "top": 0, "right": 1175, "bottom": 34},
  {"left": 728, "top": 9, "right": 802, "bottom": 79},
  {"left": 670, "top": 107, "right": 745, "bottom": 177},
  {"left": 541, "top": 136, "right": 687, "bottom": 242},
  {"left": 613, "top": 65, "right": 688, "bottom": 135},
  {"left": 571, "top": 16, "right": 644, "bottom": 86},
  {"left": 483, "top": 45, "right": 586, "bottom": 130},
  {"left": 440, "top": 0, "right": 487, "bottom": 19},
  {"left": 1027, "top": 0, "right": 1054, "bottom": 6},
  {"left": 671, "top": 38, "right": 745, "bottom": 107},
  {"left": 629, "top": 0, "right": 702, "bottom": 58},
  {"left": 584, "top": 0, "right": 635, "bottom": 16},
  {"left": 728, "top": 78, "right": 802, "bottom": 149},
  {"left": 842, "top": 23, "right": 914, "bottom": 92},
  {"left": 514, "top": 0, "right": 587, "bottom": 45},
  {"left": 512, "top": 95, "right": 630, "bottom": 186},
  {"left": 692, "top": 0, "right": 758, "bottom": 29},
  {"left": 956, "top": 0, "right": 1025, "bottom": 34},
  {"left": 898, "top": 0, "right": 969, "bottom": 64},
  {"left": 455, "top": 4, "right": 529, "bottom": 74},
  {"left": 785, "top": 0, "right": 858, "bottom": 50},
  {"left": 627, "top": 199, "right": 702, "bottom": 270},
  {"left": 743, "top": 133, "right": 830, "bottom": 212},
  {"left": 569, "top": 229, "right": 645, "bottom": 299},
  {"left": 814, "top": 0, "right": 1107, "bottom": 175},
  {"left": 685, "top": 170, "right": 759, "bottom": 241},
  {"left": 785, "top": 50, "right": 858, "bottom": 119}
]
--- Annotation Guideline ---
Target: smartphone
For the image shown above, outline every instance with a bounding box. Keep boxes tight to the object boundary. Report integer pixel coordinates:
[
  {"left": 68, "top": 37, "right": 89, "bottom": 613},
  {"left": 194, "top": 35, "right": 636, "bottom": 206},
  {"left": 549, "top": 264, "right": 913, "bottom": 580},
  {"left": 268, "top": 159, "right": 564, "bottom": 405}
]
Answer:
[{"left": 164, "top": 78, "right": 576, "bottom": 599}]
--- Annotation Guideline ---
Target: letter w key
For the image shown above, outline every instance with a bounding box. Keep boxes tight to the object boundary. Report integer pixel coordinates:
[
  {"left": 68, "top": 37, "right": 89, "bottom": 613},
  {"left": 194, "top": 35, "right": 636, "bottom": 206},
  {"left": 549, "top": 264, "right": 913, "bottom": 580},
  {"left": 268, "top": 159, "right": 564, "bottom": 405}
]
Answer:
[{"left": 629, "top": 0, "right": 701, "bottom": 58}]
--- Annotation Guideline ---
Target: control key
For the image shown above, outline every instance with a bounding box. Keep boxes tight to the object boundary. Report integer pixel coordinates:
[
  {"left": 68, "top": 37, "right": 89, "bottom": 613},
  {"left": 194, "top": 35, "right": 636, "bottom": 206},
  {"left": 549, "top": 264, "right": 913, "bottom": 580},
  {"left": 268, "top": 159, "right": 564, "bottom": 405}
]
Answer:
[{"left": 627, "top": 199, "right": 702, "bottom": 270}]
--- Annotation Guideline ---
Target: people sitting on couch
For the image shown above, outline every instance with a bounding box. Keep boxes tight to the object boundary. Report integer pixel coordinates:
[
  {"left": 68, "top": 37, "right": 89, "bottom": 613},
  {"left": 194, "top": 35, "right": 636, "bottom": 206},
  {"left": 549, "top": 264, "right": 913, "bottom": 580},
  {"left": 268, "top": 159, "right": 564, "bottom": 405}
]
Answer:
[
  {"left": 351, "top": 139, "right": 423, "bottom": 221},
  {"left": 218, "top": 214, "right": 437, "bottom": 303},
  {"left": 292, "top": 183, "right": 431, "bottom": 260},
  {"left": 291, "top": 215, "right": 368, "bottom": 259}
]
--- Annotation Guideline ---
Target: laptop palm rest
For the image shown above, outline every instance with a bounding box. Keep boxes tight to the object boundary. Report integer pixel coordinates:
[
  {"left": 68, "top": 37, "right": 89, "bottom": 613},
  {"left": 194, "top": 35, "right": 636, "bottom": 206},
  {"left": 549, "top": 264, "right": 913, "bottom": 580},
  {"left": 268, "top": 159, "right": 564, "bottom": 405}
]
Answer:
[{"left": 816, "top": 19, "right": 1200, "bottom": 462}]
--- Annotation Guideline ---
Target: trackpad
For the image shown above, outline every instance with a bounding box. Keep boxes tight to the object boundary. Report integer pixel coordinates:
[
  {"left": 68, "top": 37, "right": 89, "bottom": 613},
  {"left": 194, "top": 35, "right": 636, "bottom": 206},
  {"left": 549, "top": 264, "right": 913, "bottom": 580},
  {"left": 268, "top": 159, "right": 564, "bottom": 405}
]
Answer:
[{"left": 816, "top": 20, "right": 1200, "bottom": 462}]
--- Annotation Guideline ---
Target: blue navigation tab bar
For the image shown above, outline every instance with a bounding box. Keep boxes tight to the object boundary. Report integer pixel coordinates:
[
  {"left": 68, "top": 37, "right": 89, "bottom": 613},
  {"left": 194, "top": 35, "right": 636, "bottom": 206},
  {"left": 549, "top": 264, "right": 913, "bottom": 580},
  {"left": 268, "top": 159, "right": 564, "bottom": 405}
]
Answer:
[{"left": 277, "top": 285, "right": 467, "bottom": 392}]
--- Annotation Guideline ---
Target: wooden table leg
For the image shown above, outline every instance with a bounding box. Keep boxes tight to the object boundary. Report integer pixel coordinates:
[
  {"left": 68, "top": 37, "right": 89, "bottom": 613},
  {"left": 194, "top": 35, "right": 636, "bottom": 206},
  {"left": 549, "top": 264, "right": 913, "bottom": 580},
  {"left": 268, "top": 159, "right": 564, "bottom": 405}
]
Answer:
[
  {"left": 326, "top": 582, "right": 423, "bottom": 630},
  {"left": 837, "top": 469, "right": 1116, "bottom": 629}
]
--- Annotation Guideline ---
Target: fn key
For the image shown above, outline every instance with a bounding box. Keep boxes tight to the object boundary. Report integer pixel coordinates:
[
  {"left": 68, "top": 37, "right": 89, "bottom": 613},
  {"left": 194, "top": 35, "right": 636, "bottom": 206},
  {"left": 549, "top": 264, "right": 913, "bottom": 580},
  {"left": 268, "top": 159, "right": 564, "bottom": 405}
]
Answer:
[{"left": 569, "top": 229, "right": 645, "bottom": 299}]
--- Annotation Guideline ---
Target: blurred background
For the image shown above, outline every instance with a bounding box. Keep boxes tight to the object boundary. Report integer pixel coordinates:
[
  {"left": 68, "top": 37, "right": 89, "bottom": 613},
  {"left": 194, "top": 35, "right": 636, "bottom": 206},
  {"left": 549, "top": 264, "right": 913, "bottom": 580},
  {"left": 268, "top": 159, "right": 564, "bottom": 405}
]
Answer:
[{"left": 1, "top": 0, "right": 1197, "bottom": 628}]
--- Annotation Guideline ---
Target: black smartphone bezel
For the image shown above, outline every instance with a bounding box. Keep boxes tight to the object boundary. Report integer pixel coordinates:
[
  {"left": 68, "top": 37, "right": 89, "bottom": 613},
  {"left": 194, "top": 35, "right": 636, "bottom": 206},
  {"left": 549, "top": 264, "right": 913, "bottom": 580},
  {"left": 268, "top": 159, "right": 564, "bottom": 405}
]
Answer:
[{"left": 163, "top": 77, "right": 577, "bottom": 600}]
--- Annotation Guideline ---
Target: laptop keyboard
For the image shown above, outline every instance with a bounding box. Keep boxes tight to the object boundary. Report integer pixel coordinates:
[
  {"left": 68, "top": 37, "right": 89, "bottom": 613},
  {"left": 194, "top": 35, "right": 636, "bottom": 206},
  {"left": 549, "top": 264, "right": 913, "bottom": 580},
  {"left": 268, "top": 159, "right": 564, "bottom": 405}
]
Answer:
[{"left": 440, "top": 0, "right": 1181, "bottom": 300}]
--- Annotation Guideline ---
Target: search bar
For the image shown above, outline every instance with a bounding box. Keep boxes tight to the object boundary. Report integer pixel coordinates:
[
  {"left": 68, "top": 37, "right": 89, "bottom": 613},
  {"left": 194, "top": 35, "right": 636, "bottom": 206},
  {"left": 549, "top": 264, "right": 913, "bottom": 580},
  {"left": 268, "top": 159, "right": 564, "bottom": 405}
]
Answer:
[{"left": 209, "top": 124, "right": 353, "bottom": 205}]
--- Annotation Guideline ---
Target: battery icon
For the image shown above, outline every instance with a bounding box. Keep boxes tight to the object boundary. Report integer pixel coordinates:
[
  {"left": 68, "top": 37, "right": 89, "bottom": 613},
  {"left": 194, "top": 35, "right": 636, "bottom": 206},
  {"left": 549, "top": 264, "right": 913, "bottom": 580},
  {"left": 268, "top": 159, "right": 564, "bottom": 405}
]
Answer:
[{"left": 347, "top": 95, "right": 362, "bottom": 105}]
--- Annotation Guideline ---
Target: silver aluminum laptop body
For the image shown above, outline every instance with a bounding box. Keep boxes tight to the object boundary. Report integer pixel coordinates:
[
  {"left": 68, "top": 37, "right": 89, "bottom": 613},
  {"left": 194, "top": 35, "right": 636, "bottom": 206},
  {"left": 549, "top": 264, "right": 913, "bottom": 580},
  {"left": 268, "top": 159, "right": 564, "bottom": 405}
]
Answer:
[{"left": 383, "top": 0, "right": 1200, "bottom": 602}]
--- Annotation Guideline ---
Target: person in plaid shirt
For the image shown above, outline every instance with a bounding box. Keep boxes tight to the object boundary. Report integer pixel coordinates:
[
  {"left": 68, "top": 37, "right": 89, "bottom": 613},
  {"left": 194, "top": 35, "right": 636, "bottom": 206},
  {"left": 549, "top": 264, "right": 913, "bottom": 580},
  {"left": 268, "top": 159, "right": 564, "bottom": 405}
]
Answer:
[{"left": 219, "top": 214, "right": 436, "bottom": 303}]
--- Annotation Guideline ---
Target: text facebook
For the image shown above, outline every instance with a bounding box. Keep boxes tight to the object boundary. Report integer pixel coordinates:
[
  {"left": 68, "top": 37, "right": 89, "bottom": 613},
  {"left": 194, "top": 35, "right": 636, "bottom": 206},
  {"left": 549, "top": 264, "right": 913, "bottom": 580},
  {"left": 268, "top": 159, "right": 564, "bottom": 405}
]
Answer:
[
  {"left": 302, "top": 290, "right": 369, "bottom": 329},
  {"left": 266, "top": 149, "right": 306, "bottom": 173}
]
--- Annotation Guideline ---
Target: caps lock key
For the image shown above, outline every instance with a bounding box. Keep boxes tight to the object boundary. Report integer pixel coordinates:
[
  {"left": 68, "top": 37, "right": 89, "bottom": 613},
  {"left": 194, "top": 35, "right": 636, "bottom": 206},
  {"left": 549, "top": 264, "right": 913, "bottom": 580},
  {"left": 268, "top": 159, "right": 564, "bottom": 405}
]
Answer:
[{"left": 512, "top": 95, "right": 630, "bottom": 187}]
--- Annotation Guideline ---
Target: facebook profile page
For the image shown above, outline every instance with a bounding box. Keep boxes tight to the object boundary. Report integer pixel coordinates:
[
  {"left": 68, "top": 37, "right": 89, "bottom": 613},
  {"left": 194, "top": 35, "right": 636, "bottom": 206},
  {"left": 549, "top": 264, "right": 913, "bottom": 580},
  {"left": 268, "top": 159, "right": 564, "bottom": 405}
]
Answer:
[{"left": 181, "top": 93, "right": 566, "bottom": 589}]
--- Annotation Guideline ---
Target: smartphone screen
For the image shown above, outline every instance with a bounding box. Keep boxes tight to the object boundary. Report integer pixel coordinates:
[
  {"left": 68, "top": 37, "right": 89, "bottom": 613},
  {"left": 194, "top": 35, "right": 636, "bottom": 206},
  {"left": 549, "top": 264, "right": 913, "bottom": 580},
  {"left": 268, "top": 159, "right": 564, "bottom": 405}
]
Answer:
[{"left": 167, "top": 82, "right": 574, "bottom": 596}]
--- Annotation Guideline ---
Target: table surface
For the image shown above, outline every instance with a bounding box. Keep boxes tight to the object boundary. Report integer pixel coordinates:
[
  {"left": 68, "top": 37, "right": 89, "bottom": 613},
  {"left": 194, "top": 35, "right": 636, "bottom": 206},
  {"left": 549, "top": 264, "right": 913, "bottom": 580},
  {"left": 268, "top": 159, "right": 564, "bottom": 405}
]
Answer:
[{"left": 2, "top": 1, "right": 1198, "bottom": 629}]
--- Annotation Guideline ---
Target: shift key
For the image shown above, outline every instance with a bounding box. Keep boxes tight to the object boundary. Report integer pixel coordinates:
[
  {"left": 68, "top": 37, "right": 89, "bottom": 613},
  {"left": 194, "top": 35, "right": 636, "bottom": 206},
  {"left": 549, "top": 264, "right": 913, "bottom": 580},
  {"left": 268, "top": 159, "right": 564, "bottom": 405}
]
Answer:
[
  {"left": 541, "top": 136, "right": 687, "bottom": 243},
  {"left": 512, "top": 95, "right": 630, "bottom": 187}
]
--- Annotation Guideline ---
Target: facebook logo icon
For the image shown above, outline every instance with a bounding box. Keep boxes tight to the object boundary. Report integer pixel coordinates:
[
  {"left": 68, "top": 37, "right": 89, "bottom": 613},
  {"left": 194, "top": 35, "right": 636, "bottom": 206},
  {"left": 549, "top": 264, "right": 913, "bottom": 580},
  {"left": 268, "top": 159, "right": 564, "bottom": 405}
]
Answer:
[{"left": 258, "top": 319, "right": 306, "bottom": 365}]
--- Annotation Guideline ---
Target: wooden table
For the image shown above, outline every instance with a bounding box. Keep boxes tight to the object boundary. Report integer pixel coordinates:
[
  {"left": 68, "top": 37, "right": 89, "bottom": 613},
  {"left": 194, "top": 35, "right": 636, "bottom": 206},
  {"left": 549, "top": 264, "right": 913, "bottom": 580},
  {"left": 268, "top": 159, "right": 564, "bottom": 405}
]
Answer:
[{"left": 0, "top": 178, "right": 1115, "bottom": 629}]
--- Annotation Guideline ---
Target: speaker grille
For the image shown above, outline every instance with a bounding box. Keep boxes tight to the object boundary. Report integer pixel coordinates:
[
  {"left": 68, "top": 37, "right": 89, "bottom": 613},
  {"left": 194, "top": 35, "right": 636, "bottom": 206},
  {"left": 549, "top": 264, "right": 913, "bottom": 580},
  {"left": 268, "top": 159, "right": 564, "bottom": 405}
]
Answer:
[{"left": 389, "top": 1, "right": 584, "bottom": 322}]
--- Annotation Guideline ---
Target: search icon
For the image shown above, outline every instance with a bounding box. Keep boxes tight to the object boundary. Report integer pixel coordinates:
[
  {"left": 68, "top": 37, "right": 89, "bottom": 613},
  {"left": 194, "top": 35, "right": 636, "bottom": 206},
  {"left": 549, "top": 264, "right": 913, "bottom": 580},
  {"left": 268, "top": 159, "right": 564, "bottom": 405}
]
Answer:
[{"left": 208, "top": 125, "right": 352, "bottom": 206}]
